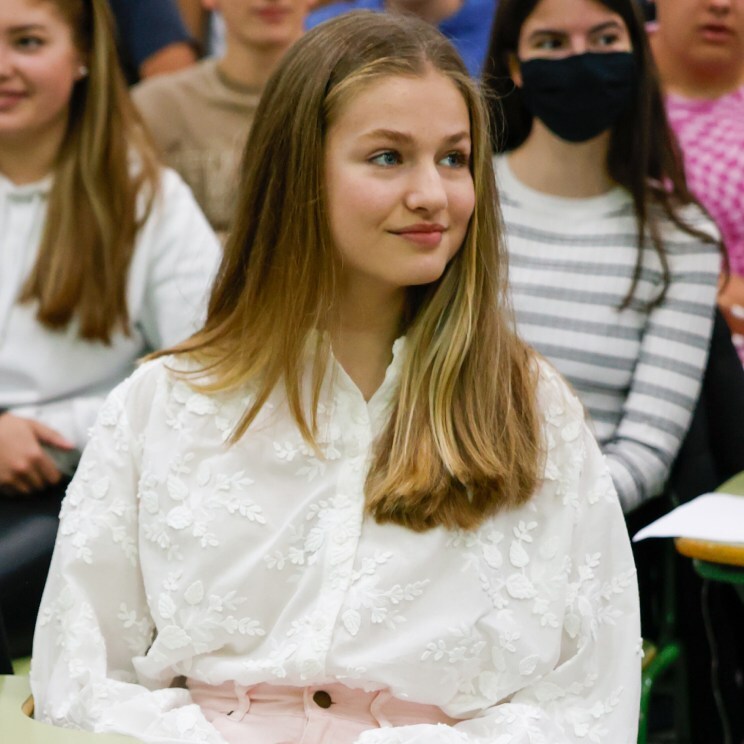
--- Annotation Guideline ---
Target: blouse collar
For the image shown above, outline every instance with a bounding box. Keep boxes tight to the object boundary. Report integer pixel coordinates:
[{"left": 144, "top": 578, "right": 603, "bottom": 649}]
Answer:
[{"left": 329, "top": 335, "right": 408, "bottom": 425}]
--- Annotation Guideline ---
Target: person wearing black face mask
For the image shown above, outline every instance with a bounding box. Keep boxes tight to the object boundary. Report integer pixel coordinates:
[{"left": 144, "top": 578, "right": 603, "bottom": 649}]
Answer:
[
  {"left": 483, "top": 0, "right": 740, "bottom": 740},
  {"left": 484, "top": 0, "right": 722, "bottom": 520},
  {"left": 518, "top": 51, "right": 637, "bottom": 142}
]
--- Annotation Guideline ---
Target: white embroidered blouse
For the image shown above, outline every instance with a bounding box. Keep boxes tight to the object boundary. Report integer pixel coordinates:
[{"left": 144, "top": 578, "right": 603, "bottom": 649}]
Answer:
[{"left": 31, "top": 344, "right": 641, "bottom": 744}]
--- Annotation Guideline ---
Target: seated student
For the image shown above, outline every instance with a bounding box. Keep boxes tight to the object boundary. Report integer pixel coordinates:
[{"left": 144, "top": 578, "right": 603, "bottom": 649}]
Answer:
[
  {"left": 483, "top": 0, "right": 720, "bottom": 515},
  {"left": 649, "top": 0, "right": 744, "bottom": 362},
  {"left": 306, "top": 0, "right": 495, "bottom": 77},
  {"left": 652, "top": 4, "right": 744, "bottom": 739},
  {"left": 133, "top": 0, "right": 314, "bottom": 238},
  {"left": 108, "top": 0, "right": 198, "bottom": 84},
  {"left": 31, "top": 12, "right": 641, "bottom": 743},
  {"left": 0, "top": 0, "right": 220, "bottom": 657},
  {"left": 484, "top": 2, "right": 730, "bottom": 739}
]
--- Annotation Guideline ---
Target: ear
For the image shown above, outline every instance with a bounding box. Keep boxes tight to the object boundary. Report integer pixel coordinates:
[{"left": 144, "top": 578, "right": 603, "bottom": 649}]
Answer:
[
  {"left": 74, "top": 50, "right": 89, "bottom": 81},
  {"left": 508, "top": 53, "right": 523, "bottom": 88}
]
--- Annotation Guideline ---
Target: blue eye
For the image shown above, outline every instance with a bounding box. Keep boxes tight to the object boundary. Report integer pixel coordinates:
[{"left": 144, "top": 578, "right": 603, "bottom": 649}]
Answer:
[
  {"left": 370, "top": 151, "right": 400, "bottom": 167},
  {"left": 440, "top": 151, "right": 469, "bottom": 168}
]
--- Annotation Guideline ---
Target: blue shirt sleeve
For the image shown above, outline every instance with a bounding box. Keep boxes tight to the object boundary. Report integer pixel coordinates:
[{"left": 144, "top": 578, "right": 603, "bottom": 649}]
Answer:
[
  {"left": 439, "top": 0, "right": 496, "bottom": 77},
  {"left": 304, "top": 0, "right": 495, "bottom": 77},
  {"left": 305, "top": 0, "right": 383, "bottom": 29},
  {"left": 107, "top": 0, "right": 192, "bottom": 69}
]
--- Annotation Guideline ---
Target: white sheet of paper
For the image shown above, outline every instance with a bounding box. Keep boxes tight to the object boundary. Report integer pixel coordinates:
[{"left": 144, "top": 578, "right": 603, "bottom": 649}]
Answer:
[{"left": 632, "top": 493, "right": 744, "bottom": 544}]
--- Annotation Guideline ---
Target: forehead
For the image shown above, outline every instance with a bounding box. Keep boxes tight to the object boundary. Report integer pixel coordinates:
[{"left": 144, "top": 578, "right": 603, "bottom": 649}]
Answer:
[
  {"left": 521, "top": 0, "right": 626, "bottom": 35},
  {"left": 0, "top": 0, "right": 69, "bottom": 24},
  {"left": 329, "top": 70, "right": 471, "bottom": 138}
]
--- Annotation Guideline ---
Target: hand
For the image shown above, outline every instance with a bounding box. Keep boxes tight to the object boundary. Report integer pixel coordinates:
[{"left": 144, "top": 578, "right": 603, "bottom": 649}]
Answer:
[
  {"left": 718, "top": 272, "right": 744, "bottom": 336},
  {"left": 0, "top": 413, "right": 74, "bottom": 495}
]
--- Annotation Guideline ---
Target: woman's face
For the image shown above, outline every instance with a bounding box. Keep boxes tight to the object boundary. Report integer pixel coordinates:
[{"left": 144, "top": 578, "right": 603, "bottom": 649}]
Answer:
[
  {"left": 324, "top": 69, "right": 475, "bottom": 298},
  {"left": 513, "top": 0, "right": 631, "bottom": 79},
  {"left": 0, "top": 0, "right": 83, "bottom": 150},
  {"left": 207, "top": 0, "right": 316, "bottom": 53},
  {"left": 654, "top": 0, "right": 744, "bottom": 72}
]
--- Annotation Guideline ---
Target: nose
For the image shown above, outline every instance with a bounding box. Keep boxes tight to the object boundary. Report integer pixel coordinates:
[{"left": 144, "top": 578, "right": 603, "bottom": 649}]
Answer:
[
  {"left": 708, "top": 0, "right": 732, "bottom": 14},
  {"left": 404, "top": 162, "right": 448, "bottom": 215},
  {"left": 567, "top": 35, "right": 589, "bottom": 55}
]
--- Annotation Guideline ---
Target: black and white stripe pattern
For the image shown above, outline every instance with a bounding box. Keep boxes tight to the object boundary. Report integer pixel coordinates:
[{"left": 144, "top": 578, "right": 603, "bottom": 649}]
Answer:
[{"left": 496, "top": 156, "right": 720, "bottom": 512}]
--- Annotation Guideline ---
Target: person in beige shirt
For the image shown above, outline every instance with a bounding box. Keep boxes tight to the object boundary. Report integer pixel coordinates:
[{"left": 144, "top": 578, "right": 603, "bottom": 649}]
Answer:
[{"left": 133, "top": 0, "right": 315, "bottom": 238}]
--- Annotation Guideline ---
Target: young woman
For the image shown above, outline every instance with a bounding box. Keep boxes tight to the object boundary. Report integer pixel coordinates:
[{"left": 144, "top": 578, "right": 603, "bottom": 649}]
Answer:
[
  {"left": 32, "top": 12, "right": 641, "bottom": 743},
  {"left": 651, "top": 0, "right": 744, "bottom": 360},
  {"left": 483, "top": 0, "right": 722, "bottom": 515},
  {"left": 0, "top": 0, "right": 219, "bottom": 654}
]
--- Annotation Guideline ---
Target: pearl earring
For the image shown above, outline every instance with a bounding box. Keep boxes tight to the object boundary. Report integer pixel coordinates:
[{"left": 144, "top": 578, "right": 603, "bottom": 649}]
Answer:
[{"left": 78, "top": 65, "right": 89, "bottom": 79}]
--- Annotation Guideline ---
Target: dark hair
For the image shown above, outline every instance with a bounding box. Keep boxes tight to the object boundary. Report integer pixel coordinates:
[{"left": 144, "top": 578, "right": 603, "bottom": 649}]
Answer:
[{"left": 482, "top": 0, "right": 722, "bottom": 308}]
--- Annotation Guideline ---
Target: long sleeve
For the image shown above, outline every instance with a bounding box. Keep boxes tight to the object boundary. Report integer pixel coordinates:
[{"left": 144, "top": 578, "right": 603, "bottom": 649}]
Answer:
[
  {"left": 32, "top": 351, "right": 640, "bottom": 743},
  {"left": 134, "top": 169, "right": 220, "bottom": 350},
  {"left": 496, "top": 156, "right": 721, "bottom": 516},
  {"left": 8, "top": 169, "right": 220, "bottom": 452},
  {"left": 603, "top": 221, "right": 719, "bottom": 512},
  {"left": 30, "top": 371, "right": 226, "bottom": 744},
  {"left": 355, "top": 423, "right": 641, "bottom": 744}
]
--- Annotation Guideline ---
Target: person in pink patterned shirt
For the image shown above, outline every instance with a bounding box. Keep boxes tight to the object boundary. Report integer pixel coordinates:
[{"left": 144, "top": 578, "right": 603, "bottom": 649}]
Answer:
[{"left": 650, "top": 0, "right": 744, "bottom": 359}]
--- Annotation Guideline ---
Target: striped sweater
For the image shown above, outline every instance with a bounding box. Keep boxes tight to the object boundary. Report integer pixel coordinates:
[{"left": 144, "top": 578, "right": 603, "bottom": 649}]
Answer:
[{"left": 495, "top": 155, "right": 720, "bottom": 512}]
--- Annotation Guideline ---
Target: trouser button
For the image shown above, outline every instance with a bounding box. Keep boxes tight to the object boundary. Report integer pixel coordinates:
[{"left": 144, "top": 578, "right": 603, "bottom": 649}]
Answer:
[{"left": 313, "top": 690, "right": 332, "bottom": 709}]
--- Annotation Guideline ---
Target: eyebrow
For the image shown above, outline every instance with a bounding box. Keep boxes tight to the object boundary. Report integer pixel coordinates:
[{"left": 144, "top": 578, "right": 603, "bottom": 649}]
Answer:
[
  {"left": 527, "top": 20, "right": 624, "bottom": 41},
  {"left": 360, "top": 129, "right": 471, "bottom": 145},
  {"left": 9, "top": 24, "right": 47, "bottom": 33}
]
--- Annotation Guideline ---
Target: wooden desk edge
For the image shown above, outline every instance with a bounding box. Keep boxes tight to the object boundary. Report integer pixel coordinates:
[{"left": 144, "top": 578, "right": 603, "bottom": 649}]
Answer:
[{"left": 675, "top": 537, "right": 744, "bottom": 567}]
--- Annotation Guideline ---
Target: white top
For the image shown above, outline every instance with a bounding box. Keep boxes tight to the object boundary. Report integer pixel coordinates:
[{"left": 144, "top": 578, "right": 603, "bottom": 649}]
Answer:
[
  {"left": 0, "top": 168, "right": 220, "bottom": 451},
  {"left": 32, "top": 346, "right": 642, "bottom": 743},
  {"left": 495, "top": 156, "right": 720, "bottom": 512}
]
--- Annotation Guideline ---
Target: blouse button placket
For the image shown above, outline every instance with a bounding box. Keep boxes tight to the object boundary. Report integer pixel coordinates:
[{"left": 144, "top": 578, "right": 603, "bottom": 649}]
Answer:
[{"left": 310, "top": 388, "right": 372, "bottom": 668}]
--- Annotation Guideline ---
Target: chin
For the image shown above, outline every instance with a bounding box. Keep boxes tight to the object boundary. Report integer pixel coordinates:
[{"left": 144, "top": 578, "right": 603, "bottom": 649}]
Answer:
[{"left": 404, "top": 265, "right": 450, "bottom": 288}]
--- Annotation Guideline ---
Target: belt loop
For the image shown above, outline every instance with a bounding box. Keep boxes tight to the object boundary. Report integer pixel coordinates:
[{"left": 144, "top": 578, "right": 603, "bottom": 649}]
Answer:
[
  {"left": 370, "top": 690, "right": 393, "bottom": 728},
  {"left": 229, "top": 683, "right": 251, "bottom": 721}
]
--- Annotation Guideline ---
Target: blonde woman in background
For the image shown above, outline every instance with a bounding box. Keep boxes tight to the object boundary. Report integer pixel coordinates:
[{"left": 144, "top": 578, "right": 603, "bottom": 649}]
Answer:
[{"left": 0, "top": 0, "right": 219, "bottom": 659}]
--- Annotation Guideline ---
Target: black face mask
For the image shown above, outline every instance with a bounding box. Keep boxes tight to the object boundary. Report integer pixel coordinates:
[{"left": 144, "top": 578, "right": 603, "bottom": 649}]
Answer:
[{"left": 518, "top": 52, "right": 637, "bottom": 143}]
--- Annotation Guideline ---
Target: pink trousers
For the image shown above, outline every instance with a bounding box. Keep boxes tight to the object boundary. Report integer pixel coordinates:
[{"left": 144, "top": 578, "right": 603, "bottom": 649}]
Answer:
[{"left": 188, "top": 680, "right": 458, "bottom": 744}]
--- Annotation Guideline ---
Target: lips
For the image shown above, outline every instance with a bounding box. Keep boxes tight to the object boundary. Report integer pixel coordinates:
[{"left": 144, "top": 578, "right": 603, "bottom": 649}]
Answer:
[
  {"left": 0, "top": 91, "right": 26, "bottom": 111},
  {"left": 698, "top": 23, "right": 735, "bottom": 42},
  {"left": 391, "top": 224, "right": 447, "bottom": 247},
  {"left": 254, "top": 7, "right": 290, "bottom": 22},
  {"left": 393, "top": 224, "right": 447, "bottom": 235}
]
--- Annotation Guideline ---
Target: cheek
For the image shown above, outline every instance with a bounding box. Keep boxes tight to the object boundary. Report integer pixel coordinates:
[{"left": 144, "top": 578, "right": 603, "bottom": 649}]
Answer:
[
  {"left": 31, "top": 54, "right": 79, "bottom": 104},
  {"left": 452, "top": 180, "right": 475, "bottom": 227},
  {"left": 328, "top": 168, "right": 393, "bottom": 228}
]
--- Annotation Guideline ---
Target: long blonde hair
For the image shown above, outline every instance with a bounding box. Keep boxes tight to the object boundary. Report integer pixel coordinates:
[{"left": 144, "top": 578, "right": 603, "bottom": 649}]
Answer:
[
  {"left": 20, "top": 0, "right": 159, "bottom": 342},
  {"left": 167, "top": 11, "right": 542, "bottom": 531}
]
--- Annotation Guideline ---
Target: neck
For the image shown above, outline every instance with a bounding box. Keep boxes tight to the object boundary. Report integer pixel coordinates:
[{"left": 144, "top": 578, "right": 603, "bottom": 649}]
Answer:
[
  {"left": 0, "top": 120, "right": 65, "bottom": 186},
  {"left": 330, "top": 281, "right": 405, "bottom": 402},
  {"left": 507, "top": 120, "right": 614, "bottom": 198},
  {"left": 218, "top": 35, "right": 300, "bottom": 89},
  {"left": 651, "top": 35, "right": 744, "bottom": 99}
]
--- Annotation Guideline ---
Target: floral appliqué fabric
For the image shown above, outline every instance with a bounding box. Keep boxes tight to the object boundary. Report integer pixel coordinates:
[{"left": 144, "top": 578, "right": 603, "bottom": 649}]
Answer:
[{"left": 32, "top": 345, "right": 641, "bottom": 743}]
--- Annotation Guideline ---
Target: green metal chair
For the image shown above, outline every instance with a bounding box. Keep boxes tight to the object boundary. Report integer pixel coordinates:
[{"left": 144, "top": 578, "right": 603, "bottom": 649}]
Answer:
[
  {"left": 637, "top": 539, "right": 689, "bottom": 744},
  {"left": 639, "top": 470, "right": 744, "bottom": 743}
]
